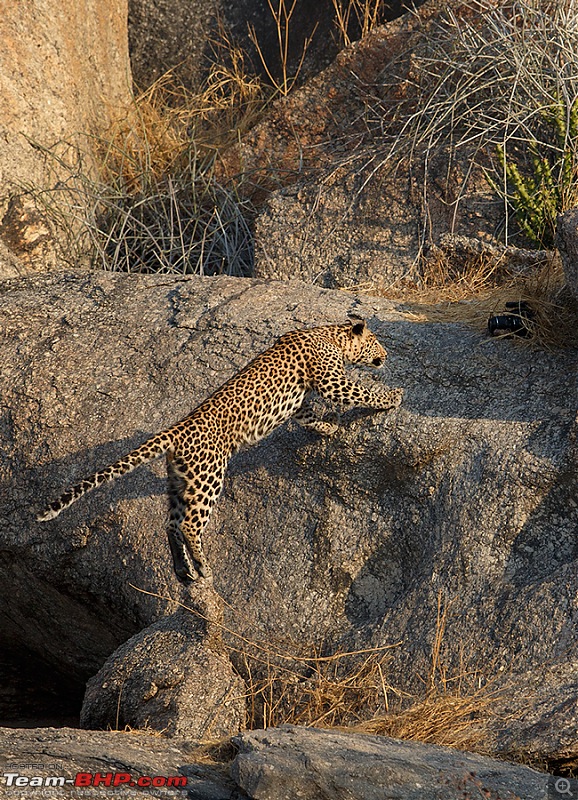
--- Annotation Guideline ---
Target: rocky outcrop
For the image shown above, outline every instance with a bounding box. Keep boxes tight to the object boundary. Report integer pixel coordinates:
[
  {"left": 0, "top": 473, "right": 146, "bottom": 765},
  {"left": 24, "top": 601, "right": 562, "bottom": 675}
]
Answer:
[
  {"left": 81, "top": 606, "right": 245, "bottom": 738},
  {"left": 0, "top": 725, "right": 229, "bottom": 799},
  {"left": 490, "top": 660, "right": 578, "bottom": 773},
  {"left": 218, "top": 0, "right": 504, "bottom": 288},
  {"left": 1, "top": 271, "right": 577, "bottom": 765},
  {"left": 0, "top": 0, "right": 132, "bottom": 276},
  {"left": 0, "top": 724, "right": 553, "bottom": 799}
]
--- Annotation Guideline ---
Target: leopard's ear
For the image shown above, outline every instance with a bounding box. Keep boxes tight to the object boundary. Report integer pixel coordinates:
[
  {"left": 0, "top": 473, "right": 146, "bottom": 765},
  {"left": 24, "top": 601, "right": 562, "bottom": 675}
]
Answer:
[{"left": 348, "top": 316, "right": 366, "bottom": 336}]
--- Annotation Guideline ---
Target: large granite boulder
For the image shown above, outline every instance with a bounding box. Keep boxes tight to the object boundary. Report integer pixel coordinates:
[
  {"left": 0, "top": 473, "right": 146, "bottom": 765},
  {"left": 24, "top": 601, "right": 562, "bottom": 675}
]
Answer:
[
  {"left": 0, "top": 269, "right": 576, "bottom": 767},
  {"left": 81, "top": 606, "right": 245, "bottom": 738}
]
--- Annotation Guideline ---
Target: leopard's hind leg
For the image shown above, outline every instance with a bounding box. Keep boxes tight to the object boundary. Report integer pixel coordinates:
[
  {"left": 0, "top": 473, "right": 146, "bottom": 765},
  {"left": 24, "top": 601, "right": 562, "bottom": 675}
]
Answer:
[
  {"left": 166, "top": 451, "right": 227, "bottom": 583},
  {"left": 166, "top": 452, "right": 199, "bottom": 582}
]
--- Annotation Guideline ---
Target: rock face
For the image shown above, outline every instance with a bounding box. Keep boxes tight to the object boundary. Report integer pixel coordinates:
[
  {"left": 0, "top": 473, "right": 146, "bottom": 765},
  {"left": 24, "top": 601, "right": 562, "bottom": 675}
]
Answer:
[
  {"left": 491, "top": 660, "right": 578, "bottom": 773},
  {"left": 0, "top": 0, "right": 131, "bottom": 276},
  {"left": 233, "top": 726, "right": 550, "bottom": 800},
  {"left": 0, "top": 270, "right": 577, "bottom": 766},
  {"left": 0, "top": 724, "right": 552, "bottom": 800},
  {"left": 81, "top": 607, "right": 245, "bottom": 738},
  {"left": 0, "top": 725, "right": 229, "bottom": 799}
]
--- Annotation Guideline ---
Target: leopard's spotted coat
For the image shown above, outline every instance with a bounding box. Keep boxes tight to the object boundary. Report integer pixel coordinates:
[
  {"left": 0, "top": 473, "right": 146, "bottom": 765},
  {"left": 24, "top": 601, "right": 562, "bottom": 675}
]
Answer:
[{"left": 38, "top": 319, "right": 403, "bottom": 582}]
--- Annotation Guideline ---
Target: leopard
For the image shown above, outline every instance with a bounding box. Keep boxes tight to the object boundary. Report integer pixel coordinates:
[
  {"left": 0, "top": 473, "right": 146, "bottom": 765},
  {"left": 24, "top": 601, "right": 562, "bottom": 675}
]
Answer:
[{"left": 38, "top": 318, "right": 403, "bottom": 583}]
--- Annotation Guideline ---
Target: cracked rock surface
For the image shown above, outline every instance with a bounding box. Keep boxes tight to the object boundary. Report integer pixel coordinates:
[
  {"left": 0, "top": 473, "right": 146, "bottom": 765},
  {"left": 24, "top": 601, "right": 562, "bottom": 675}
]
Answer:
[{"left": 0, "top": 724, "right": 552, "bottom": 799}]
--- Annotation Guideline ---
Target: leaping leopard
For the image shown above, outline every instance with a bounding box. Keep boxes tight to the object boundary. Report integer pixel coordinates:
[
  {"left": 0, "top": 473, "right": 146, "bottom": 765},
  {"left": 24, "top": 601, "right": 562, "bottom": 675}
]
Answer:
[{"left": 38, "top": 318, "right": 403, "bottom": 582}]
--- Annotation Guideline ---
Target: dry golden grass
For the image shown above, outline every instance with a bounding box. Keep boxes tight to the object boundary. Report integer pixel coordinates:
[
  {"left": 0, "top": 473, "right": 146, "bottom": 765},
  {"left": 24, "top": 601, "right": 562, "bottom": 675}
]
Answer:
[
  {"left": 237, "top": 643, "right": 401, "bottom": 731},
  {"left": 355, "top": 691, "right": 495, "bottom": 751},
  {"left": 376, "top": 249, "right": 577, "bottom": 351},
  {"left": 26, "top": 27, "right": 266, "bottom": 276},
  {"left": 189, "top": 737, "right": 239, "bottom": 765},
  {"left": 101, "top": 45, "right": 265, "bottom": 196},
  {"left": 100, "top": 74, "right": 193, "bottom": 192}
]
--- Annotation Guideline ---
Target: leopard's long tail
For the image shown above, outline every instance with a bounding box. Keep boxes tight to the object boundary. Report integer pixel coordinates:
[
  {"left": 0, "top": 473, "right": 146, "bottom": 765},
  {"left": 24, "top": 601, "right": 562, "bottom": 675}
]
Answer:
[{"left": 37, "top": 431, "right": 173, "bottom": 522}]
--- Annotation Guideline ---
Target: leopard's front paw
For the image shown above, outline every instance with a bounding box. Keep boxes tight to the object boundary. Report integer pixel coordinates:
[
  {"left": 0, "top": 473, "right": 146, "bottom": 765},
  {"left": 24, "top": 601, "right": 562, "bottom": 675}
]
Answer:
[
  {"left": 383, "top": 387, "right": 404, "bottom": 411},
  {"left": 319, "top": 412, "right": 339, "bottom": 436}
]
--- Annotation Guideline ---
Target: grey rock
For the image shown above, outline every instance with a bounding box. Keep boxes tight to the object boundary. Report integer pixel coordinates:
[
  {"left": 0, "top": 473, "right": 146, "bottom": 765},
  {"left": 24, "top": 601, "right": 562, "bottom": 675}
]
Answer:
[
  {"left": 255, "top": 177, "right": 417, "bottom": 289},
  {"left": 0, "top": 723, "right": 553, "bottom": 800},
  {"left": 556, "top": 207, "right": 578, "bottom": 300},
  {"left": 491, "top": 660, "right": 578, "bottom": 772},
  {"left": 81, "top": 605, "right": 245, "bottom": 739},
  {"left": 0, "top": 271, "right": 577, "bottom": 766},
  {"left": 0, "top": 725, "right": 233, "bottom": 798},
  {"left": 233, "top": 725, "right": 549, "bottom": 800},
  {"left": 128, "top": 0, "right": 217, "bottom": 91}
]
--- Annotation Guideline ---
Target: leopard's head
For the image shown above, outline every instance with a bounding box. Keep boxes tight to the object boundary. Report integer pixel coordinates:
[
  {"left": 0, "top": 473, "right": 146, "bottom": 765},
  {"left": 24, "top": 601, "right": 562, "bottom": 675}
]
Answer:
[{"left": 345, "top": 317, "right": 387, "bottom": 367}]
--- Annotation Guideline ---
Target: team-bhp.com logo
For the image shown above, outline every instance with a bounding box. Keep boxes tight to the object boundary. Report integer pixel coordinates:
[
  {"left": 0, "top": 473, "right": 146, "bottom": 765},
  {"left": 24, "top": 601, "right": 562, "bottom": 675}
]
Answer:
[{"left": 3, "top": 772, "right": 187, "bottom": 789}]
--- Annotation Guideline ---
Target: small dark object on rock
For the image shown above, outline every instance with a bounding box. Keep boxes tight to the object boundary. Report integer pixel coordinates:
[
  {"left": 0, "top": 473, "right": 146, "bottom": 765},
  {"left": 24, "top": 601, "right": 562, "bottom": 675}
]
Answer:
[{"left": 488, "top": 301, "right": 535, "bottom": 338}]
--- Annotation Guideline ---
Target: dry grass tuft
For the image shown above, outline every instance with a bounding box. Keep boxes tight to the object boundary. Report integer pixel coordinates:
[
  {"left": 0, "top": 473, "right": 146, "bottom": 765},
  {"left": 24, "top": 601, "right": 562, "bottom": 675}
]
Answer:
[
  {"left": 110, "top": 723, "right": 166, "bottom": 737},
  {"left": 237, "top": 643, "right": 401, "bottom": 731},
  {"left": 355, "top": 688, "right": 497, "bottom": 751},
  {"left": 375, "top": 244, "right": 577, "bottom": 350},
  {"left": 192, "top": 21, "right": 267, "bottom": 145},
  {"left": 26, "top": 39, "right": 266, "bottom": 277},
  {"left": 101, "top": 73, "right": 195, "bottom": 193},
  {"left": 104, "top": 23, "right": 265, "bottom": 191},
  {"left": 189, "top": 737, "right": 239, "bottom": 765},
  {"left": 352, "top": 594, "right": 500, "bottom": 752}
]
